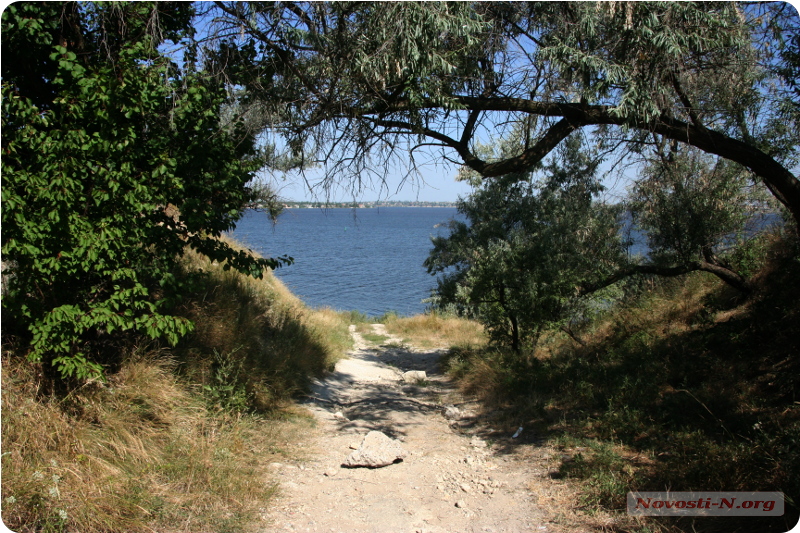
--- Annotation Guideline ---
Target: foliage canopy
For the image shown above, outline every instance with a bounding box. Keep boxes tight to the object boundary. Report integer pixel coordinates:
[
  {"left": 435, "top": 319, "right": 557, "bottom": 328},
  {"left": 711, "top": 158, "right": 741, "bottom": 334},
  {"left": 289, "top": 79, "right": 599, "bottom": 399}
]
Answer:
[
  {"left": 426, "top": 134, "right": 625, "bottom": 352},
  {"left": 208, "top": 1, "right": 800, "bottom": 227}
]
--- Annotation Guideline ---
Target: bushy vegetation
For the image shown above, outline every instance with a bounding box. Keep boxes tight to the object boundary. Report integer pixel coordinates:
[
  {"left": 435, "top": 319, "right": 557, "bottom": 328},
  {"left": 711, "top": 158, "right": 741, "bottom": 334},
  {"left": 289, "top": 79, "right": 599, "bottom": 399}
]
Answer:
[
  {"left": 1, "top": 242, "right": 351, "bottom": 533},
  {"left": 3, "top": 4, "right": 799, "bottom": 533},
  {"left": 1, "top": 2, "right": 290, "bottom": 381},
  {"left": 443, "top": 231, "right": 800, "bottom": 532},
  {"left": 426, "top": 134, "right": 625, "bottom": 353}
]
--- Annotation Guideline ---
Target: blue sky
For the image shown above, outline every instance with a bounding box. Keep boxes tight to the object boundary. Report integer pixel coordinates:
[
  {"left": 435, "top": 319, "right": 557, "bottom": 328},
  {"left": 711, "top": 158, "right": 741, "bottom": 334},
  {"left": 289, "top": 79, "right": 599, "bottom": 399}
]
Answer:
[
  {"left": 272, "top": 161, "right": 474, "bottom": 203},
  {"left": 270, "top": 147, "right": 631, "bottom": 204}
]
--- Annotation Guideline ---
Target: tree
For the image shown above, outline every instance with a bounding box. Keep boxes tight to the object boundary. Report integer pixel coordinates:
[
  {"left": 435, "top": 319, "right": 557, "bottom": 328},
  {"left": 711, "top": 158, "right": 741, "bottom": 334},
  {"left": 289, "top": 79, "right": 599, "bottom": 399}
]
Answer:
[
  {"left": 627, "top": 147, "right": 762, "bottom": 293},
  {"left": 1, "top": 2, "right": 289, "bottom": 380},
  {"left": 426, "top": 134, "right": 625, "bottom": 353},
  {"left": 207, "top": 2, "right": 800, "bottom": 229}
]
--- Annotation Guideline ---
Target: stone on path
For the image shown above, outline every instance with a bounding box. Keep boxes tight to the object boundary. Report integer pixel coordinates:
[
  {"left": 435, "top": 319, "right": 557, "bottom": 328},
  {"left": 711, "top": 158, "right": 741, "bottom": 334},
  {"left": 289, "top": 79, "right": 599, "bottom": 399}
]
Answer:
[
  {"left": 342, "top": 430, "right": 407, "bottom": 468},
  {"left": 443, "top": 405, "right": 461, "bottom": 420},
  {"left": 402, "top": 370, "right": 427, "bottom": 383}
]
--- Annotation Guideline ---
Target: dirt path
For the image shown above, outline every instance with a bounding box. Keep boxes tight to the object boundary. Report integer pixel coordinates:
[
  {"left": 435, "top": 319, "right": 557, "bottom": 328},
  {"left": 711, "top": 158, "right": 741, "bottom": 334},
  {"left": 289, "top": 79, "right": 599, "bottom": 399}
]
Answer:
[{"left": 262, "top": 325, "right": 604, "bottom": 533}]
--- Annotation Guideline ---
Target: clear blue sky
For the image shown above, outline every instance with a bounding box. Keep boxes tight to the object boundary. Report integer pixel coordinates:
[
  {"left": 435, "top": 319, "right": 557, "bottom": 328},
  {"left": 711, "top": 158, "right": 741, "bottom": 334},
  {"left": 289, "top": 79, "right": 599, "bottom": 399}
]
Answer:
[
  {"left": 273, "top": 163, "right": 474, "bottom": 203},
  {"left": 271, "top": 149, "right": 631, "bottom": 204}
]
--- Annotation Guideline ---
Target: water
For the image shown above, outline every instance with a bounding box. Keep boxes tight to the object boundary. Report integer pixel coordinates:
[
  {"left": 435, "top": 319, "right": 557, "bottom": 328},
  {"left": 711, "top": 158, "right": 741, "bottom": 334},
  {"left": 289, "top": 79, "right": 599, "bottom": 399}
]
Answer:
[
  {"left": 230, "top": 207, "right": 783, "bottom": 317},
  {"left": 230, "top": 207, "right": 458, "bottom": 316}
]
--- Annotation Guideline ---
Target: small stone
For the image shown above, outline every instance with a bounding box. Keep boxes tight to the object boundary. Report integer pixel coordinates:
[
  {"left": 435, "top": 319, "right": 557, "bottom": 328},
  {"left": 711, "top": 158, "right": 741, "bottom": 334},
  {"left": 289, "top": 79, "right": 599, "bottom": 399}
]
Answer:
[
  {"left": 443, "top": 405, "right": 461, "bottom": 420},
  {"left": 460, "top": 482, "right": 471, "bottom": 493},
  {"left": 342, "top": 430, "right": 407, "bottom": 468},
  {"left": 402, "top": 370, "right": 427, "bottom": 383},
  {"left": 455, "top": 500, "right": 467, "bottom": 508},
  {"left": 323, "top": 469, "right": 338, "bottom": 477}
]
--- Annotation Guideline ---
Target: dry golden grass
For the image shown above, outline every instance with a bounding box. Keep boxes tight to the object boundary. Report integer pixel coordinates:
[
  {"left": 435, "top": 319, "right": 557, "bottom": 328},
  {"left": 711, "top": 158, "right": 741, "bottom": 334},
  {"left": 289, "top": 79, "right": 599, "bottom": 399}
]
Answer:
[
  {"left": 443, "top": 238, "right": 800, "bottom": 531},
  {"left": 2, "top": 236, "right": 348, "bottom": 532},
  {"left": 174, "top": 241, "right": 351, "bottom": 412},
  {"left": 1, "top": 349, "right": 311, "bottom": 533},
  {"left": 381, "top": 312, "right": 487, "bottom": 349}
]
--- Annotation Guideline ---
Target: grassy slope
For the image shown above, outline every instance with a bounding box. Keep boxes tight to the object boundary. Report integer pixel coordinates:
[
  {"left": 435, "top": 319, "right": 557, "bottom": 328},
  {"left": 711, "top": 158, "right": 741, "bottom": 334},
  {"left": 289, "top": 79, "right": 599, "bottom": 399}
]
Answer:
[
  {"left": 4, "top": 232, "right": 798, "bottom": 533},
  {"left": 442, "top": 234, "right": 800, "bottom": 533},
  {"left": 1, "top": 242, "right": 351, "bottom": 533}
]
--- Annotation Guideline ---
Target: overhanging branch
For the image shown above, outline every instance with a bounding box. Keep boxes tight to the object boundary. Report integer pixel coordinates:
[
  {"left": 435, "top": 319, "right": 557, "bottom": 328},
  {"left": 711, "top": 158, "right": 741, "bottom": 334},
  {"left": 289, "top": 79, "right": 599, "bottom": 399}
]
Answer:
[{"left": 579, "top": 261, "right": 751, "bottom": 296}]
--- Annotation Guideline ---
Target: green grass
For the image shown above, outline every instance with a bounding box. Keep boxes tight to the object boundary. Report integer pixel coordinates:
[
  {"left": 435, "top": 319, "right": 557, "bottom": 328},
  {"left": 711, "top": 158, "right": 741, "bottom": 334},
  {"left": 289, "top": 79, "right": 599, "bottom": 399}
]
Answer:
[{"left": 361, "top": 332, "right": 389, "bottom": 344}]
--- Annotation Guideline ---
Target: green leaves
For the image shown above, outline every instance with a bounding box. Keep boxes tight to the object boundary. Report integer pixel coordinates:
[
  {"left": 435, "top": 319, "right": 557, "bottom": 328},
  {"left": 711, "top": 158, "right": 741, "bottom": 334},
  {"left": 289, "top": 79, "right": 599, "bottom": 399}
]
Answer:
[
  {"left": 1, "top": 2, "right": 283, "bottom": 381},
  {"left": 427, "top": 134, "right": 625, "bottom": 353}
]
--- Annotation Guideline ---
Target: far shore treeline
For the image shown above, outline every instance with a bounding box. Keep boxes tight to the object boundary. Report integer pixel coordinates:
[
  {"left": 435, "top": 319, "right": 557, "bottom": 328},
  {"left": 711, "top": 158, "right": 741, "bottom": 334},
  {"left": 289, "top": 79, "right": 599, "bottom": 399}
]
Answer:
[{"left": 278, "top": 200, "right": 457, "bottom": 209}]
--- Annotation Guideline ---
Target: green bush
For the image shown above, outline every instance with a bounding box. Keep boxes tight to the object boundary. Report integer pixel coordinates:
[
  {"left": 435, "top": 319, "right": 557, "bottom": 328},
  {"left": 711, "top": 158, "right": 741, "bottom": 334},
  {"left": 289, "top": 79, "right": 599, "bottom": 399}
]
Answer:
[{"left": 1, "top": 3, "right": 286, "bottom": 380}]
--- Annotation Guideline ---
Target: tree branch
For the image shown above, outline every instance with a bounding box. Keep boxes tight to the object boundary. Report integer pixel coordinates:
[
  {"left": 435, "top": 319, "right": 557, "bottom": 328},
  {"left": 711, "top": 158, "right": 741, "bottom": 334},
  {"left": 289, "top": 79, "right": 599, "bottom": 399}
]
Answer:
[{"left": 579, "top": 260, "right": 751, "bottom": 296}]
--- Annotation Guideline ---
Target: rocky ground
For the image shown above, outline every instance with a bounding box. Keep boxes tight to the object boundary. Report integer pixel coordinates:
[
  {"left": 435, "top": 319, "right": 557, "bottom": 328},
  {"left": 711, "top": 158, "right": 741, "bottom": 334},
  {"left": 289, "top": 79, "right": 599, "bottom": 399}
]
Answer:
[{"left": 261, "top": 324, "right": 613, "bottom": 533}]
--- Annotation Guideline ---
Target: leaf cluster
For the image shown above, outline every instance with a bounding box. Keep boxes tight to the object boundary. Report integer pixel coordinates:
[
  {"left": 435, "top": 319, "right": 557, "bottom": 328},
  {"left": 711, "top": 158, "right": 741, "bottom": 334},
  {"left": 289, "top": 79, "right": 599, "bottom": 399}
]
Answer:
[
  {"left": 1, "top": 2, "right": 288, "bottom": 380},
  {"left": 629, "top": 148, "right": 755, "bottom": 266},
  {"left": 426, "top": 134, "right": 625, "bottom": 352}
]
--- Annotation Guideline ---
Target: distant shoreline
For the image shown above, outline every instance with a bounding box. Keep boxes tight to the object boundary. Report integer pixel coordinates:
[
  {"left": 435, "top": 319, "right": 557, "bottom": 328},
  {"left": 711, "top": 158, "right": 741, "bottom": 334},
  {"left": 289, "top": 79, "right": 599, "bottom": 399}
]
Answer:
[{"left": 276, "top": 201, "right": 457, "bottom": 209}]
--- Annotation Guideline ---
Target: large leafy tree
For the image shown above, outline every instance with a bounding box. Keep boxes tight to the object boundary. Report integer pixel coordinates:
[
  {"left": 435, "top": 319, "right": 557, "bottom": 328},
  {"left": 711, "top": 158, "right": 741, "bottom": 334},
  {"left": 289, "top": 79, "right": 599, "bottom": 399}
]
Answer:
[
  {"left": 208, "top": 2, "right": 800, "bottom": 228},
  {"left": 1, "top": 2, "right": 288, "bottom": 380},
  {"left": 426, "top": 134, "right": 625, "bottom": 353}
]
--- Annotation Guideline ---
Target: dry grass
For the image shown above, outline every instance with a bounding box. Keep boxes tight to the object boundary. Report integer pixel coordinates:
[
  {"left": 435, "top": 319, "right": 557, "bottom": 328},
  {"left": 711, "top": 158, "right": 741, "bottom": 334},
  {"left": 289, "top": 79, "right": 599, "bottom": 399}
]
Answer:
[
  {"left": 443, "top": 234, "right": 800, "bottom": 532},
  {"left": 1, "top": 350, "right": 312, "bottom": 533},
  {"left": 1, "top": 236, "right": 349, "bottom": 532},
  {"left": 174, "top": 241, "right": 351, "bottom": 412},
  {"left": 380, "top": 312, "right": 487, "bottom": 349}
]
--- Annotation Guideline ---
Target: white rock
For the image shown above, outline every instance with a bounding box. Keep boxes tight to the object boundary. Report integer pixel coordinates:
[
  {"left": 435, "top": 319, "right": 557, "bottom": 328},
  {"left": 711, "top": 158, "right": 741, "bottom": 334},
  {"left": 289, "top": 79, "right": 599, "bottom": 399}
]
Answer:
[
  {"left": 402, "top": 370, "right": 427, "bottom": 383},
  {"left": 443, "top": 406, "right": 461, "bottom": 420},
  {"left": 341, "top": 430, "right": 407, "bottom": 468}
]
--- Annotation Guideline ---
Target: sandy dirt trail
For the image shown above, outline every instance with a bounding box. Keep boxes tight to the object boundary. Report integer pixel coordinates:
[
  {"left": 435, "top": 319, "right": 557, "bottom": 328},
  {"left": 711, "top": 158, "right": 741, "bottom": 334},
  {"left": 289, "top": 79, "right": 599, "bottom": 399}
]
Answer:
[{"left": 262, "top": 325, "right": 603, "bottom": 533}]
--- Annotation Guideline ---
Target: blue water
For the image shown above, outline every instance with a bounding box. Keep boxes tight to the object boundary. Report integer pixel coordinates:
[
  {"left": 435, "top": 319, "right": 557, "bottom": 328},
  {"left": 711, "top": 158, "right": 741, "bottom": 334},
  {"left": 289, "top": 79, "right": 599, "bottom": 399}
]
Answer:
[
  {"left": 230, "top": 207, "right": 458, "bottom": 316},
  {"left": 230, "top": 207, "right": 782, "bottom": 317}
]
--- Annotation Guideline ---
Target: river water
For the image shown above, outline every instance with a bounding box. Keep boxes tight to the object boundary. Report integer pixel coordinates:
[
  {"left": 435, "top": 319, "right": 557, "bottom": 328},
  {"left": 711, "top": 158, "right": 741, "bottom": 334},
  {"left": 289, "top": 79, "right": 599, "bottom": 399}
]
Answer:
[
  {"left": 230, "top": 207, "right": 781, "bottom": 317},
  {"left": 230, "top": 207, "right": 457, "bottom": 316}
]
